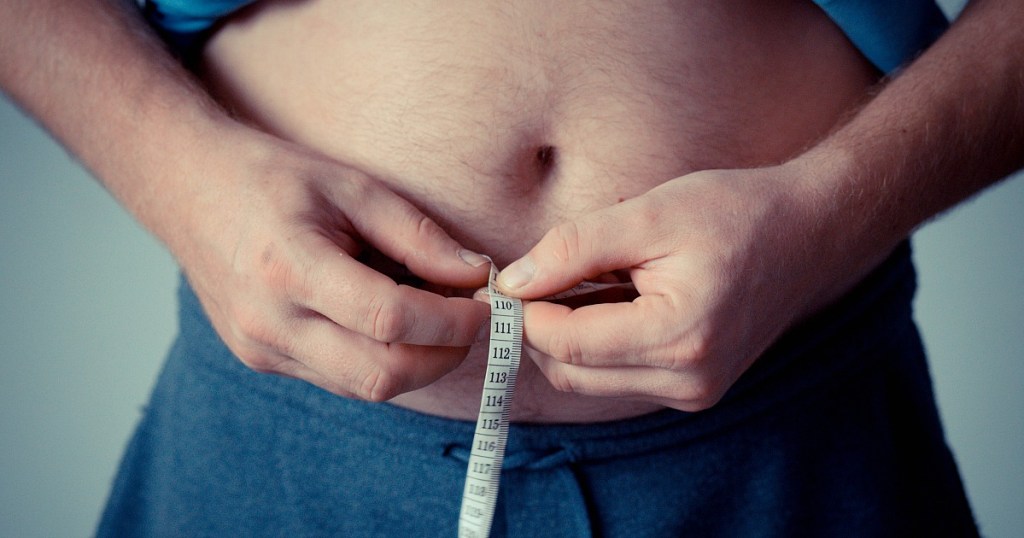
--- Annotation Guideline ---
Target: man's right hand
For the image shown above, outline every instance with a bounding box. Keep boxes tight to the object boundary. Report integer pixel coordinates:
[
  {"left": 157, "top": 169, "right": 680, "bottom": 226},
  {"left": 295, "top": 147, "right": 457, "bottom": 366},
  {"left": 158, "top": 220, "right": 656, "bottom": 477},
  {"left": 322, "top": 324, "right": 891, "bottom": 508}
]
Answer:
[
  {"left": 177, "top": 133, "right": 491, "bottom": 400},
  {"left": 0, "top": 0, "right": 491, "bottom": 402}
]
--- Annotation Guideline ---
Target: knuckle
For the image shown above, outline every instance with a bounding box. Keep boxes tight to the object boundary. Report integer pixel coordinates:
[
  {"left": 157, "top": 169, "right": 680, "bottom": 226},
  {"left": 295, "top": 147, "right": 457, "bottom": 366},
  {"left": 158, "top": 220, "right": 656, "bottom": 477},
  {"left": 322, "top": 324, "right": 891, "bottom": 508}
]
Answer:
[
  {"left": 681, "top": 380, "right": 728, "bottom": 411},
  {"left": 230, "top": 302, "right": 280, "bottom": 350},
  {"left": 338, "top": 170, "right": 374, "bottom": 203},
  {"left": 256, "top": 242, "right": 313, "bottom": 304},
  {"left": 224, "top": 303, "right": 297, "bottom": 375},
  {"left": 412, "top": 212, "right": 446, "bottom": 245},
  {"left": 432, "top": 317, "right": 459, "bottom": 347},
  {"left": 547, "top": 221, "right": 584, "bottom": 264},
  {"left": 664, "top": 370, "right": 728, "bottom": 412},
  {"left": 529, "top": 349, "right": 579, "bottom": 394},
  {"left": 633, "top": 198, "right": 663, "bottom": 232},
  {"left": 226, "top": 311, "right": 286, "bottom": 373},
  {"left": 255, "top": 243, "right": 289, "bottom": 287},
  {"left": 362, "top": 291, "right": 409, "bottom": 342},
  {"left": 665, "top": 329, "right": 712, "bottom": 371},
  {"left": 545, "top": 367, "right": 579, "bottom": 394},
  {"left": 236, "top": 348, "right": 285, "bottom": 374},
  {"left": 548, "top": 327, "right": 587, "bottom": 367},
  {"left": 355, "top": 366, "right": 402, "bottom": 402},
  {"left": 661, "top": 332, "right": 729, "bottom": 411}
]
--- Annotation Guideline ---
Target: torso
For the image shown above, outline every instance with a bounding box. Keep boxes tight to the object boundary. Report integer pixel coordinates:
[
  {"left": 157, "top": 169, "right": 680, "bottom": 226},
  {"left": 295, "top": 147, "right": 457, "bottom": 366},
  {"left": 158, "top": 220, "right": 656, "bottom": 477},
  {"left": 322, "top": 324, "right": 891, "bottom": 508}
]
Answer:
[{"left": 201, "top": 0, "right": 879, "bottom": 423}]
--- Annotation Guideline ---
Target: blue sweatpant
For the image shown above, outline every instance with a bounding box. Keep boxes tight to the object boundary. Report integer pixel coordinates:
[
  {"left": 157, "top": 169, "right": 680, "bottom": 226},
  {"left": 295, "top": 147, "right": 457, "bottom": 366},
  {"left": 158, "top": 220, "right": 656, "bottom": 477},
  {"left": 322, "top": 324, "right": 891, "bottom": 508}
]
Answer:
[{"left": 97, "top": 243, "right": 978, "bottom": 537}]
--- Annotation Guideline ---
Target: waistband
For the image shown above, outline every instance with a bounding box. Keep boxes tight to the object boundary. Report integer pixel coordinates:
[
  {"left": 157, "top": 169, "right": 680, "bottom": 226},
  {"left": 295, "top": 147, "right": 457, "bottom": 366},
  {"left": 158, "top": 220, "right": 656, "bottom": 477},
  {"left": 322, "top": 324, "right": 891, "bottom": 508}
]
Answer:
[{"left": 173, "top": 241, "right": 919, "bottom": 469}]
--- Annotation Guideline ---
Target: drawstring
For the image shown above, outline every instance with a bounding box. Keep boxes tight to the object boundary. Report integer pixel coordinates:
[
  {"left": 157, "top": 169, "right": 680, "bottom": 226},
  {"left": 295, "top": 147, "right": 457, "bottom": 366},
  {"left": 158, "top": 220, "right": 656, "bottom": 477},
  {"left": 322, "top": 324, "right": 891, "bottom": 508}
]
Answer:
[
  {"left": 444, "top": 443, "right": 580, "bottom": 471},
  {"left": 444, "top": 443, "right": 595, "bottom": 537}
]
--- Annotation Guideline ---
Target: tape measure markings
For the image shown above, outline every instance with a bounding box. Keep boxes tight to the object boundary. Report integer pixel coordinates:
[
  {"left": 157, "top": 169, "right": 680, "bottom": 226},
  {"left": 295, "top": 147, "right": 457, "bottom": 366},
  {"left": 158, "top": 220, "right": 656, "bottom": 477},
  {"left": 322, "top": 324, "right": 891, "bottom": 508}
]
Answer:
[
  {"left": 458, "top": 263, "right": 522, "bottom": 538},
  {"left": 457, "top": 263, "right": 634, "bottom": 538}
]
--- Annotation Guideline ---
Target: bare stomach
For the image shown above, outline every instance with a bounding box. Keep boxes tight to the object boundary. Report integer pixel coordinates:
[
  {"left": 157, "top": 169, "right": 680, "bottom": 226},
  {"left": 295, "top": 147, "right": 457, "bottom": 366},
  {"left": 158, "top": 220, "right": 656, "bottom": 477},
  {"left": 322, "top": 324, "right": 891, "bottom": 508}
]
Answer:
[{"left": 201, "top": 0, "right": 878, "bottom": 423}]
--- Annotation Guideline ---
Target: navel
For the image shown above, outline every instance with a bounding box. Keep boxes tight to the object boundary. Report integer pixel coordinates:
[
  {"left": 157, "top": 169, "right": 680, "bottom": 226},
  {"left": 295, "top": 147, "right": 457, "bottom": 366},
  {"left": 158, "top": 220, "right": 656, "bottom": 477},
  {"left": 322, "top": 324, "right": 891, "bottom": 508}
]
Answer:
[
  {"left": 535, "top": 144, "right": 556, "bottom": 168},
  {"left": 531, "top": 144, "right": 559, "bottom": 184}
]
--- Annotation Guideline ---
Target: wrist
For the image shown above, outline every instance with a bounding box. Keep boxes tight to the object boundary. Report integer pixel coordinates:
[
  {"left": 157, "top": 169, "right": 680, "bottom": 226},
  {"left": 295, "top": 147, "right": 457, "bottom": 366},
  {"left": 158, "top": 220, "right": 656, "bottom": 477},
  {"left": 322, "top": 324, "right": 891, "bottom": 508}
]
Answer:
[
  {"left": 113, "top": 110, "right": 258, "bottom": 263},
  {"left": 778, "top": 148, "right": 908, "bottom": 312}
]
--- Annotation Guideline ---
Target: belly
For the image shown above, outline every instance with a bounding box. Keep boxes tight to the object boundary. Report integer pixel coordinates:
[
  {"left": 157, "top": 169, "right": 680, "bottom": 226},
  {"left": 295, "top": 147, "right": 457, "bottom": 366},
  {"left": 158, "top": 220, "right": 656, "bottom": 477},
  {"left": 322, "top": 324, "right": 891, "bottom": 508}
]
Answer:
[{"left": 201, "top": 0, "right": 878, "bottom": 422}]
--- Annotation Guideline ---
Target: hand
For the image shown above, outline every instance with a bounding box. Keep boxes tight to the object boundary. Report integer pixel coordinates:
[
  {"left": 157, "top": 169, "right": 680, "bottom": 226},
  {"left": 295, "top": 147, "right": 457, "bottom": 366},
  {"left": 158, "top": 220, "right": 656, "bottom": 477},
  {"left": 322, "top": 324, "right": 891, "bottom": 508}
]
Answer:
[
  {"left": 174, "top": 131, "right": 491, "bottom": 401},
  {"left": 495, "top": 165, "right": 869, "bottom": 411}
]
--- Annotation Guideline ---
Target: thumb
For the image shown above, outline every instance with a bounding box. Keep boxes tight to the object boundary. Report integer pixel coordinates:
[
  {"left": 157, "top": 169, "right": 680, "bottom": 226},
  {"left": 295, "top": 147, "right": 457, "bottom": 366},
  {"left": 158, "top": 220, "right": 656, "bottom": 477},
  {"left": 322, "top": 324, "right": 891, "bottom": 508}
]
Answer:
[{"left": 496, "top": 201, "right": 652, "bottom": 298}]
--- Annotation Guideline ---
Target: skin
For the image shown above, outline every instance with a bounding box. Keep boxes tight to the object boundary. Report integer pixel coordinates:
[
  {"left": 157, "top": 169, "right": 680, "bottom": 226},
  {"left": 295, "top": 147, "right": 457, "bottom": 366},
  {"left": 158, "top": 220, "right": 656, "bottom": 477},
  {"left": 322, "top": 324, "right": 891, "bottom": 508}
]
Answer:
[
  {"left": 1, "top": 0, "right": 496, "bottom": 403},
  {"left": 198, "top": 0, "right": 882, "bottom": 422},
  {"left": 1, "top": 0, "right": 1021, "bottom": 424},
  {"left": 496, "top": 0, "right": 1024, "bottom": 412}
]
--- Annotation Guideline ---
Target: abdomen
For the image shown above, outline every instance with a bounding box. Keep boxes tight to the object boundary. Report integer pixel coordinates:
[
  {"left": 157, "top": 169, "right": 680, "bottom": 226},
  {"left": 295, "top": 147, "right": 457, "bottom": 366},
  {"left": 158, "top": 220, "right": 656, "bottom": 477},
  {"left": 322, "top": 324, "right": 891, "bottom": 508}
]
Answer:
[{"left": 200, "top": 0, "right": 879, "bottom": 421}]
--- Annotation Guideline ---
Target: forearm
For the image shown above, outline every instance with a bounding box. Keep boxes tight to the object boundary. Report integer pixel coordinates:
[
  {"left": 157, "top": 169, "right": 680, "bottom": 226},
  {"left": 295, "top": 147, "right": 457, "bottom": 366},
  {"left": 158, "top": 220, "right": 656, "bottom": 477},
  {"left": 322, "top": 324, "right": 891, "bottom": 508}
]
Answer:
[
  {"left": 0, "top": 0, "right": 241, "bottom": 254},
  {"left": 795, "top": 0, "right": 1023, "bottom": 269}
]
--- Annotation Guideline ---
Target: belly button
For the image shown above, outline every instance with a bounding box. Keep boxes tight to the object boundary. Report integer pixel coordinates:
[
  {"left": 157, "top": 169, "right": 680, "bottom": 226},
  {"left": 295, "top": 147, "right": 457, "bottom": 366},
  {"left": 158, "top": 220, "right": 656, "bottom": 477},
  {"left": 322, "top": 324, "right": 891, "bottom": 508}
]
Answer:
[
  {"left": 531, "top": 145, "right": 559, "bottom": 184},
  {"left": 512, "top": 144, "right": 558, "bottom": 189},
  {"left": 535, "top": 144, "right": 556, "bottom": 170}
]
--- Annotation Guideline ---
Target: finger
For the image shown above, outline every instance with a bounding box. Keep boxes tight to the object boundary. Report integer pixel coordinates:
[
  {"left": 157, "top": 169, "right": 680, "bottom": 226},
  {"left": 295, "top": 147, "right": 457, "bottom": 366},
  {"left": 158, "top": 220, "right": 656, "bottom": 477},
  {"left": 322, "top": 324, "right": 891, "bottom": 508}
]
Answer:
[
  {"left": 325, "top": 176, "right": 491, "bottom": 288},
  {"left": 495, "top": 198, "right": 661, "bottom": 298},
  {"left": 221, "top": 324, "right": 367, "bottom": 398},
  {"left": 529, "top": 352, "right": 726, "bottom": 412},
  {"left": 298, "top": 234, "right": 491, "bottom": 346},
  {"left": 285, "top": 313, "right": 470, "bottom": 401},
  {"left": 269, "top": 356, "right": 363, "bottom": 399},
  {"left": 521, "top": 296, "right": 696, "bottom": 370}
]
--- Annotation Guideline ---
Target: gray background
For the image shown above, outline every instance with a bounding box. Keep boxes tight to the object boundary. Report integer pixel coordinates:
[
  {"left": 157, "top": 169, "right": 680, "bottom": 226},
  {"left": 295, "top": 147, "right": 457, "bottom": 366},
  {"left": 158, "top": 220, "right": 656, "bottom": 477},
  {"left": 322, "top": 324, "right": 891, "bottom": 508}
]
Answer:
[{"left": 1, "top": 1, "right": 1021, "bottom": 535}]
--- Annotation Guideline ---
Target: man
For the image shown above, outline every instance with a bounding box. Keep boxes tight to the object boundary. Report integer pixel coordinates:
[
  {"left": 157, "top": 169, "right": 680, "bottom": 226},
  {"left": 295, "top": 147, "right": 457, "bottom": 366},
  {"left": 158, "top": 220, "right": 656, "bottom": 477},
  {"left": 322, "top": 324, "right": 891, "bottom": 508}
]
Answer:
[{"left": 1, "top": 0, "right": 1019, "bottom": 535}]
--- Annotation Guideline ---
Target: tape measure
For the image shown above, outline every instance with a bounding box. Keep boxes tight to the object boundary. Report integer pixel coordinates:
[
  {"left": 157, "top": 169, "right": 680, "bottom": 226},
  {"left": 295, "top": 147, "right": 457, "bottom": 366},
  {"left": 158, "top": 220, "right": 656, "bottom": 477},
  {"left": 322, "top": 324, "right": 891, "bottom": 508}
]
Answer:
[
  {"left": 456, "top": 263, "right": 632, "bottom": 538},
  {"left": 457, "top": 263, "right": 523, "bottom": 538}
]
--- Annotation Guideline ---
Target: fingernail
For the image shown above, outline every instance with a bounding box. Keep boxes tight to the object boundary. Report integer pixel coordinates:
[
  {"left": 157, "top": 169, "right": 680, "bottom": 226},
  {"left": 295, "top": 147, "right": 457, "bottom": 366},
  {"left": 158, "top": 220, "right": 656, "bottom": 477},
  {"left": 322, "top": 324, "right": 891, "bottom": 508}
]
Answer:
[
  {"left": 472, "top": 288, "right": 490, "bottom": 303},
  {"left": 458, "top": 249, "right": 491, "bottom": 268},
  {"left": 498, "top": 257, "right": 535, "bottom": 290}
]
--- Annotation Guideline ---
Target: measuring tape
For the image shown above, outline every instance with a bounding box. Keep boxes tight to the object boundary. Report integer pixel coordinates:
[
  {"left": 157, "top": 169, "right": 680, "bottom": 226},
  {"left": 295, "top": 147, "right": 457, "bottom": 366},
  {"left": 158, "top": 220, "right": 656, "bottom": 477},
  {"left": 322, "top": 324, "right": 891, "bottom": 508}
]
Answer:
[
  {"left": 456, "top": 262, "right": 631, "bottom": 538},
  {"left": 457, "top": 263, "right": 522, "bottom": 538}
]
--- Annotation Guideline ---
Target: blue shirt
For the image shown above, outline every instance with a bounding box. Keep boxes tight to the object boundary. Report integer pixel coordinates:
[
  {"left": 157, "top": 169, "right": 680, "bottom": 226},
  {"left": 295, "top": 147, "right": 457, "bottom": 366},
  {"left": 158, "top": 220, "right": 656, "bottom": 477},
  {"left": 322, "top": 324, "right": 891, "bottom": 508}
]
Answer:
[{"left": 143, "top": 0, "right": 948, "bottom": 73}]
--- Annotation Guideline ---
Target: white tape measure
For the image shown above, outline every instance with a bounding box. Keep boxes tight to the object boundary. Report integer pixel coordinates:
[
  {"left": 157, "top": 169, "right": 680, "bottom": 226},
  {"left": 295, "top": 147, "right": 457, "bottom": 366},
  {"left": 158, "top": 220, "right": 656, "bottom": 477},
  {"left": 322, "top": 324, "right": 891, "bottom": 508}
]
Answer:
[
  {"left": 456, "top": 263, "right": 633, "bottom": 537},
  {"left": 457, "top": 263, "right": 523, "bottom": 538}
]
